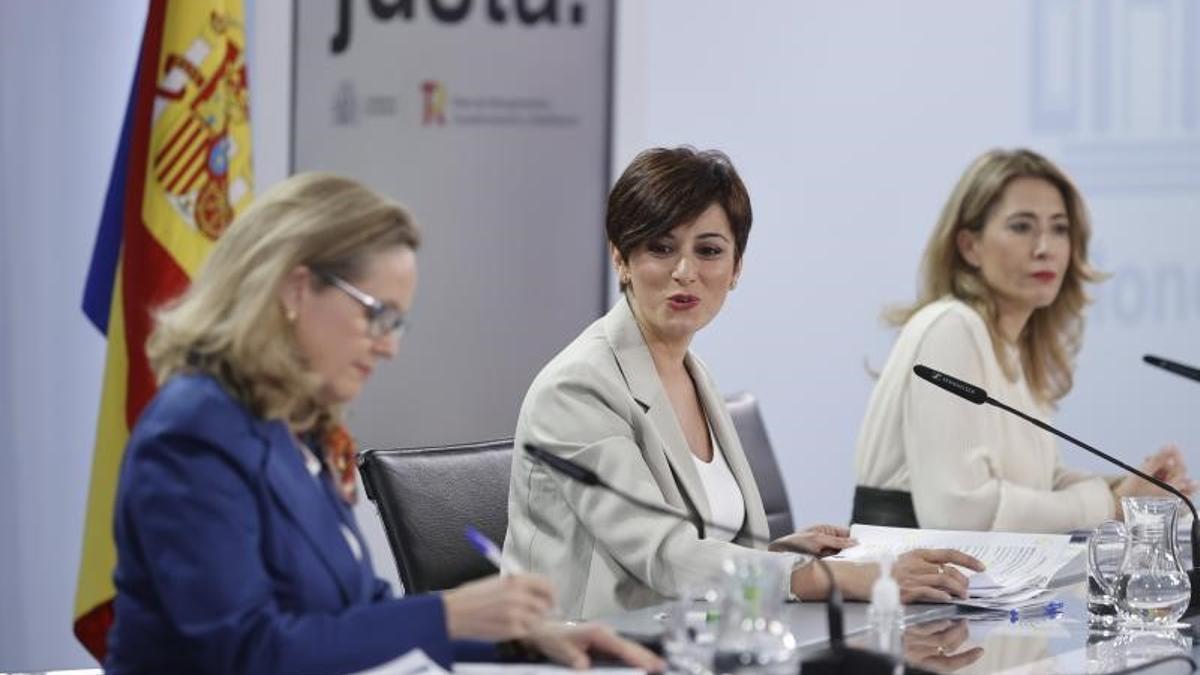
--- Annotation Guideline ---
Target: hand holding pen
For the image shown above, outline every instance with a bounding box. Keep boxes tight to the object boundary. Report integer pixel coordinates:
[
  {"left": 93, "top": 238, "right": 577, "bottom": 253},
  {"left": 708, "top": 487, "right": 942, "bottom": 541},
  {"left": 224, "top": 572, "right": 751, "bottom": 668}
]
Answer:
[
  {"left": 466, "top": 526, "right": 521, "bottom": 573},
  {"left": 457, "top": 526, "right": 666, "bottom": 671},
  {"left": 440, "top": 527, "right": 555, "bottom": 641}
]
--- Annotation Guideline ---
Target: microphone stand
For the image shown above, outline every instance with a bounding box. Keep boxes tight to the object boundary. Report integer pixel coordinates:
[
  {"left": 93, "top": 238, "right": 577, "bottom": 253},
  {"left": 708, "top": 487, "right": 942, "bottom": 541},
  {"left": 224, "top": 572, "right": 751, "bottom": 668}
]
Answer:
[
  {"left": 522, "top": 444, "right": 936, "bottom": 675},
  {"left": 913, "top": 364, "right": 1200, "bottom": 617}
]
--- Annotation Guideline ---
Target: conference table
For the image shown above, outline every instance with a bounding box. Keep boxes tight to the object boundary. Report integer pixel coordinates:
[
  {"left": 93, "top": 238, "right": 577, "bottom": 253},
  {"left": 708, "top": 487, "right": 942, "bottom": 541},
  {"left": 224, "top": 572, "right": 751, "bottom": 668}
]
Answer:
[
  {"left": 601, "top": 554, "right": 1200, "bottom": 674},
  {"left": 10, "top": 559, "right": 1197, "bottom": 674}
]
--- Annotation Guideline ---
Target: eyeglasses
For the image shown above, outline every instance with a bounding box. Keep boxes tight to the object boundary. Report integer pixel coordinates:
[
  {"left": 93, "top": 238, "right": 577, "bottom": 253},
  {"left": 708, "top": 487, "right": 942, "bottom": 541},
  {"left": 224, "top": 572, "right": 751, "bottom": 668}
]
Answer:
[{"left": 315, "top": 270, "right": 407, "bottom": 339}]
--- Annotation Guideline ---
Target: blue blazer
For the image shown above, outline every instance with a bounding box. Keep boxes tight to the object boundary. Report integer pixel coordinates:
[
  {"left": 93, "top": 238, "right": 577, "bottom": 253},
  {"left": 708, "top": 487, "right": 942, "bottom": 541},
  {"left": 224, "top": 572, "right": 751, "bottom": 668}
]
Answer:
[{"left": 106, "top": 373, "right": 491, "bottom": 675}]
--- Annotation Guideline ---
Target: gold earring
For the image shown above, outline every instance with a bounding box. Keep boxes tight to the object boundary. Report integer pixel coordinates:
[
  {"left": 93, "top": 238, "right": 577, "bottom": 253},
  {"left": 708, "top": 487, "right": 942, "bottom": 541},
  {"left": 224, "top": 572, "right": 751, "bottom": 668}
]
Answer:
[{"left": 285, "top": 307, "right": 297, "bottom": 323}]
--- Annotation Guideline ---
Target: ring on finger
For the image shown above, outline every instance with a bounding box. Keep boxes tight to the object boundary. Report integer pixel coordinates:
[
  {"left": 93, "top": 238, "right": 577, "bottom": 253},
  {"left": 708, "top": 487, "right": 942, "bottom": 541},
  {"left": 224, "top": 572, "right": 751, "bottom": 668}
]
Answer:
[{"left": 937, "top": 564, "right": 946, "bottom": 575}]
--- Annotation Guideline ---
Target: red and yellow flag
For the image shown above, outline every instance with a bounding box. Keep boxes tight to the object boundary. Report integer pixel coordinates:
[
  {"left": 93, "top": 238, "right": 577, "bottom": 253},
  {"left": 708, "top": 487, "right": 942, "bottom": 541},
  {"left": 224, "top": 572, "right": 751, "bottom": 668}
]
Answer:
[{"left": 76, "top": 0, "right": 253, "bottom": 660}]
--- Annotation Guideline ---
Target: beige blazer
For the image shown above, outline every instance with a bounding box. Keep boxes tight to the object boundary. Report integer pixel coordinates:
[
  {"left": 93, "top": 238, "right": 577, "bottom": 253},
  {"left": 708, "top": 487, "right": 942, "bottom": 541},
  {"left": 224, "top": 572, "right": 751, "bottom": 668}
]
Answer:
[{"left": 503, "top": 297, "right": 806, "bottom": 619}]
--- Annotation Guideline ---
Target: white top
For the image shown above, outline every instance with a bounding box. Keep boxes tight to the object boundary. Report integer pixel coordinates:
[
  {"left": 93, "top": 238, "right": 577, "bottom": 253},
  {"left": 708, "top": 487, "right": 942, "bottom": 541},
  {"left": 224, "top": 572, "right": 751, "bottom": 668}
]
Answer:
[
  {"left": 854, "top": 297, "right": 1115, "bottom": 533},
  {"left": 690, "top": 426, "right": 746, "bottom": 542}
]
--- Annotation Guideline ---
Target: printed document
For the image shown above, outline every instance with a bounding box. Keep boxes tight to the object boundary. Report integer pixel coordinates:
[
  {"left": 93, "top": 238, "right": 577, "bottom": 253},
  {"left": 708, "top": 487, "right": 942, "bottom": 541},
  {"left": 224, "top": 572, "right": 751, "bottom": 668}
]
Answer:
[{"left": 831, "top": 524, "right": 1073, "bottom": 609}]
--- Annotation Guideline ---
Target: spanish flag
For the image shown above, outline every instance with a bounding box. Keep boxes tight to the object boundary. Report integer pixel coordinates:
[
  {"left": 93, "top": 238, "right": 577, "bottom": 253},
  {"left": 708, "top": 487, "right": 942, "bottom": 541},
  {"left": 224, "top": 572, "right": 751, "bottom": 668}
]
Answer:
[{"left": 76, "top": 0, "right": 254, "bottom": 660}]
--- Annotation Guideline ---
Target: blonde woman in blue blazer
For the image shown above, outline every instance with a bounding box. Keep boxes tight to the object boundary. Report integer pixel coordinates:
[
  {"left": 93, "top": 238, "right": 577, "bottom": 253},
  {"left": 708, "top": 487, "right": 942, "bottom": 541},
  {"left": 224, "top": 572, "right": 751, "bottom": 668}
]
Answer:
[
  {"left": 504, "top": 148, "right": 985, "bottom": 620},
  {"left": 106, "top": 174, "right": 662, "bottom": 675}
]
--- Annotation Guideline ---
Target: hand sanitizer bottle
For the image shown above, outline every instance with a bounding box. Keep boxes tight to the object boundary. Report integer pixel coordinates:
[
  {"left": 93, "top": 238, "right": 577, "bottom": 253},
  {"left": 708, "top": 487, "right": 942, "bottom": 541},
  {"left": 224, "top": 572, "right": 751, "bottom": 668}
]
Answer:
[{"left": 867, "top": 552, "right": 903, "bottom": 656}]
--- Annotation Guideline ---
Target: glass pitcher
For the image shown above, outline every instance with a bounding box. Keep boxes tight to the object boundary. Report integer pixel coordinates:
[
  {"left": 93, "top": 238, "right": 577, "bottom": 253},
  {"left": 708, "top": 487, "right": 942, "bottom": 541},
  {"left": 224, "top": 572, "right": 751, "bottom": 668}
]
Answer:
[
  {"left": 712, "top": 555, "right": 797, "bottom": 674},
  {"left": 663, "top": 584, "right": 721, "bottom": 675},
  {"left": 1087, "top": 496, "right": 1191, "bottom": 626}
]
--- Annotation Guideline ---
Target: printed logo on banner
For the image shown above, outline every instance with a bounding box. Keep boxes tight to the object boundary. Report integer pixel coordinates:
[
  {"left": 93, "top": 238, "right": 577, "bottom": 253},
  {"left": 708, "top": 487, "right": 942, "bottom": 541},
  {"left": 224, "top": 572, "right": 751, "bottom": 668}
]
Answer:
[
  {"left": 1030, "top": 0, "right": 1200, "bottom": 194},
  {"left": 333, "top": 80, "right": 359, "bottom": 126},
  {"left": 332, "top": 80, "right": 398, "bottom": 124},
  {"left": 421, "top": 80, "right": 447, "bottom": 126},
  {"left": 416, "top": 79, "right": 582, "bottom": 129}
]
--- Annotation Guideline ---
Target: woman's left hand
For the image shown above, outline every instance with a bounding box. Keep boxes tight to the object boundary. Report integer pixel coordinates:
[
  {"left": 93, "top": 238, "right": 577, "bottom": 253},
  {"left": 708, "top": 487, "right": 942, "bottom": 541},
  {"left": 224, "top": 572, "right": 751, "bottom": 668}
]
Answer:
[
  {"left": 1114, "top": 443, "right": 1197, "bottom": 513},
  {"left": 1145, "top": 444, "right": 1193, "bottom": 488},
  {"left": 769, "top": 524, "right": 857, "bottom": 556},
  {"left": 522, "top": 623, "right": 665, "bottom": 671},
  {"left": 893, "top": 548, "right": 985, "bottom": 602}
]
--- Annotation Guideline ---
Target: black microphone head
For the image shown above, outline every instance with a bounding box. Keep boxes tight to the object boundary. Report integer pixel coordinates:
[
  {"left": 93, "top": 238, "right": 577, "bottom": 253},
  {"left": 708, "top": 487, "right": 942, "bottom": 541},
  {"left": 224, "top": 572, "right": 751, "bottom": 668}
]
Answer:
[
  {"left": 1144, "top": 354, "right": 1200, "bottom": 383},
  {"left": 523, "top": 443, "right": 602, "bottom": 486},
  {"left": 913, "top": 364, "right": 987, "bottom": 405}
]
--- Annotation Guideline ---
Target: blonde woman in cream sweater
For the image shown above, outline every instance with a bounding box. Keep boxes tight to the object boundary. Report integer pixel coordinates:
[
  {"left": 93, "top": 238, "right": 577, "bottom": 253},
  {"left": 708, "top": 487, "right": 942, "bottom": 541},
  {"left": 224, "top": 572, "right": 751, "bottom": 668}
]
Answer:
[{"left": 853, "top": 148, "right": 1195, "bottom": 533}]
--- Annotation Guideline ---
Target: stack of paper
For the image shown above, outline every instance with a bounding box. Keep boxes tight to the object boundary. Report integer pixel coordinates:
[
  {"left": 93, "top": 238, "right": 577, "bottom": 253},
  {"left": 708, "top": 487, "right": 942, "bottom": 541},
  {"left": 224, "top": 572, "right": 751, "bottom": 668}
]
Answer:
[{"left": 830, "top": 524, "right": 1074, "bottom": 610}]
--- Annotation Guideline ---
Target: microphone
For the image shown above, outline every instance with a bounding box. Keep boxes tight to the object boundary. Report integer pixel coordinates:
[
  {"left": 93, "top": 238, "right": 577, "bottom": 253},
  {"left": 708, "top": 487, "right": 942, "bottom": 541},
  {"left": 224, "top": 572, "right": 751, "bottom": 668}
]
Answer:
[
  {"left": 1144, "top": 354, "right": 1200, "bottom": 384},
  {"left": 522, "top": 444, "right": 933, "bottom": 675},
  {"left": 523, "top": 443, "right": 710, "bottom": 538},
  {"left": 912, "top": 364, "right": 1200, "bottom": 616}
]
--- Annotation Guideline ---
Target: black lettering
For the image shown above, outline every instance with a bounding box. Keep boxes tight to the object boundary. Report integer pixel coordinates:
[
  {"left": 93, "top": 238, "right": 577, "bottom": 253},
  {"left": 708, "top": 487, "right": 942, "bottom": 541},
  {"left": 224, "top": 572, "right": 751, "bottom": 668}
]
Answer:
[
  {"left": 331, "top": 0, "right": 352, "bottom": 54},
  {"left": 516, "top": 0, "right": 556, "bottom": 23},
  {"left": 332, "top": 0, "right": 581, "bottom": 34},
  {"left": 487, "top": 0, "right": 506, "bottom": 22},
  {"left": 428, "top": 0, "right": 472, "bottom": 22},
  {"left": 370, "top": 0, "right": 416, "bottom": 19}
]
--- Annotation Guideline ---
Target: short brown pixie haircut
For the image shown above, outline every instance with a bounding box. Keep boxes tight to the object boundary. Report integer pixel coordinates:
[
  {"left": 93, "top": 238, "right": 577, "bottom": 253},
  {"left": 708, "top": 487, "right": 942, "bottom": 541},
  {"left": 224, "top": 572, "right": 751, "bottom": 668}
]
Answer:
[{"left": 606, "top": 147, "right": 752, "bottom": 288}]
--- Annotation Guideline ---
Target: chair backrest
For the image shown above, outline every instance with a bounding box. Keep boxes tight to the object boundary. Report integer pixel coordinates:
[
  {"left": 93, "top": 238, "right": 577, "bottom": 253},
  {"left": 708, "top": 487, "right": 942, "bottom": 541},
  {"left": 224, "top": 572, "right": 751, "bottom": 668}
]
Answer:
[
  {"left": 359, "top": 439, "right": 513, "bottom": 594},
  {"left": 725, "top": 391, "right": 794, "bottom": 540},
  {"left": 361, "top": 394, "right": 790, "bottom": 591}
]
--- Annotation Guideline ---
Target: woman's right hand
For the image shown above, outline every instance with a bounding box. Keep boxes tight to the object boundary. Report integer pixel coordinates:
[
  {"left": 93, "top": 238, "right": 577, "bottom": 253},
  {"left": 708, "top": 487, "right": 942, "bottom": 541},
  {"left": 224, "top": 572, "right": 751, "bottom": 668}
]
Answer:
[
  {"left": 892, "top": 548, "right": 985, "bottom": 603},
  {"left": 769, "top": 524, "right": 857, "bottom": 557},
  {"left": 790, "top": 548, "right": 984, "bottom": 602},
  {"left": 442, "top": 574, "right": 557, "bottom": 641},
  {"left": 522, "top": 623, "right": 666, "bottom": 671}
]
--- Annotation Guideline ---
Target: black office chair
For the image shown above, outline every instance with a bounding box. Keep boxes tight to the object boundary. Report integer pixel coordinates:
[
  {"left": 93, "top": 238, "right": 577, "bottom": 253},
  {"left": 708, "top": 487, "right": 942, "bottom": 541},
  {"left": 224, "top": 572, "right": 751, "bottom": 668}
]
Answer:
[
  {"left": 725, "top": 391, "right": 795, "bottom": 540},
  {"left": 361, "top": 396, "right": 790, "bottom": 591},
  {"left": 358, "top": 439, "right": 513, "bottom": 594}
]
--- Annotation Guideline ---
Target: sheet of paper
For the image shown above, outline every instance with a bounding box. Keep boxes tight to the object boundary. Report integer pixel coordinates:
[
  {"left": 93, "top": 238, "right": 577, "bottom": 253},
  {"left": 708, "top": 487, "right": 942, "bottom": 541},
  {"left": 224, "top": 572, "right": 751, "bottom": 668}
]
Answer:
[
  {"left": 831, "top": 524, "right": 1073, "bottom": 602},
  {"left": 954, "top": 586, "right": 1057, "bottom": 611},
  {"left": 352, "top": 649, "right": 449, "bottom": 675}
]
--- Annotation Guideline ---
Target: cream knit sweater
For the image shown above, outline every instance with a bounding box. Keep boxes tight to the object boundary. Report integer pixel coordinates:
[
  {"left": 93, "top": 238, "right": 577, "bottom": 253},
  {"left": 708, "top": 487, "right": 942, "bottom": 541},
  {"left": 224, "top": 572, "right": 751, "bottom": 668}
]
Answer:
[{"left": 854, "top": 297, "right": 1114, "bottom": 532}]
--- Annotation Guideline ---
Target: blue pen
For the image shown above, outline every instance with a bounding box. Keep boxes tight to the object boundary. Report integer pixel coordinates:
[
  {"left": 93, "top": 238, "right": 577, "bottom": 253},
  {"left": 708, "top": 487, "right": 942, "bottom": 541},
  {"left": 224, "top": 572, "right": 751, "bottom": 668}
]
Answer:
[
  {"left": 1009, "top": 600, "right": 1063, "bottom": 623},
  {"left": 465, "top": 526, "right": 523, "bottom": 574}
]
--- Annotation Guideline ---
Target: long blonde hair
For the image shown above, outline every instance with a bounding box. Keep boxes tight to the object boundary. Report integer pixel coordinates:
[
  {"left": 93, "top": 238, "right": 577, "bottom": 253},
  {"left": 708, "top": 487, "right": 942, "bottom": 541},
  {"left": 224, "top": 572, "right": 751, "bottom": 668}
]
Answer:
[
  {"left": 887, "top": 148, "right": 1103, "bottom": 404},
  {"left": 147, "top": 172, "right": 421, "bottom": 430}
]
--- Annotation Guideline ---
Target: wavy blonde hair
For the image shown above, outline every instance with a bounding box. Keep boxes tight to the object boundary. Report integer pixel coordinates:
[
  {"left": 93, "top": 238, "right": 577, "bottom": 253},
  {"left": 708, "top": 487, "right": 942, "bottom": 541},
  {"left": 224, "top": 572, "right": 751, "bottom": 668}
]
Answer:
[
  {"left": 886, "top": 148, "right": 1103, "bottom": 405},
  {"left": 148, "top": 172, "right": 420, "bottom": 430}
]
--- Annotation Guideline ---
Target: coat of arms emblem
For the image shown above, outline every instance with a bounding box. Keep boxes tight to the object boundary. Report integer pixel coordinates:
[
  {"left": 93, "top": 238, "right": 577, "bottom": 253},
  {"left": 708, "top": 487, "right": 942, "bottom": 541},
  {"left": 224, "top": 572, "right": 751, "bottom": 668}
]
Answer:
[{"left": 151, "top": 10, "right": 252, "bottom": 241}]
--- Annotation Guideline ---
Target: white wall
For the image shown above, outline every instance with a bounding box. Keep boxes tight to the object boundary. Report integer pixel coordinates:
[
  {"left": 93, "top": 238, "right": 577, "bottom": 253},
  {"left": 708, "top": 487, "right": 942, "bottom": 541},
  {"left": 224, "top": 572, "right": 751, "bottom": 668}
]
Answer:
[
  {"left": 0, "top": 0, "right": 294, "bottom": 668},
  {"left": 250, "top": 0, "right": 292, "bottom": 190},
  {"left": 614, "top": 0, "right": 1200, "bottom": 528},
  {"left": 0, "top": 2, "right": 143, "bottom": 668}
]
